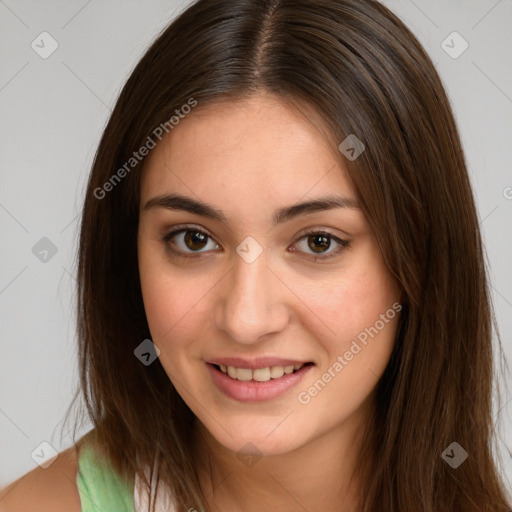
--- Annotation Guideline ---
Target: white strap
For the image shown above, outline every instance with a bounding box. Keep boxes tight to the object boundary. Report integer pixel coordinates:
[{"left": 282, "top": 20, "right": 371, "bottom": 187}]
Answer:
[{"left": 133, "top": 456, "right": 177, "bottom": 512}]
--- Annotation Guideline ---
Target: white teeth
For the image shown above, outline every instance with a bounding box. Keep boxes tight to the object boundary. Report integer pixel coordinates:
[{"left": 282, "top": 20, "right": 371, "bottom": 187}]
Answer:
[
  {"left": 253, "top": 367, "right": 271, "bottom": 382},
  {"left": 236, "top": 368, "right": 252, "bottom": 381},
  {"left": 270, "top": 366, "right": 285, "bottom": 378},
  {"left": 218, "top": 363, "right": 306, "bottom": 381}
]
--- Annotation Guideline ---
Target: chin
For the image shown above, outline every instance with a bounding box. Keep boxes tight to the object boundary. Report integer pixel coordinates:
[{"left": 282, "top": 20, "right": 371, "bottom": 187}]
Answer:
[{"left": 201, "top": 418, "right": 308, "bottom": 458}]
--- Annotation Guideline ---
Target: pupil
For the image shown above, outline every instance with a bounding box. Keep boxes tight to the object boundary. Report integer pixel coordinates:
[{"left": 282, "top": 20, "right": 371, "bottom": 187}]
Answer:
[
  {"left": 308, "top": 234, "right": 330, "bottom": 253},
  {"left": 185, "top": 231, "right": 208, "bottom": 250}
]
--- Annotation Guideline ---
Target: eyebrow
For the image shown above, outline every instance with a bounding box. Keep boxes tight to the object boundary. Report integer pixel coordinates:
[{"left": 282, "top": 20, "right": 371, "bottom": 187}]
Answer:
[{"left": 143, "top": 193, "right": 360, "bottom": 227}]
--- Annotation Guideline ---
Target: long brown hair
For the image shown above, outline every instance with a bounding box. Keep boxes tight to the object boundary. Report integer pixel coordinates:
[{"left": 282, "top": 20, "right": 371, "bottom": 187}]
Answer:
[{"left": 62, "top": 0, "right": 512, "bottom": 510}]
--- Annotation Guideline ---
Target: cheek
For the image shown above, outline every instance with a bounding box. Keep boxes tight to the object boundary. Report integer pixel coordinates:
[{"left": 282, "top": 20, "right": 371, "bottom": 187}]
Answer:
[
  {"left": 298, "top": 257, "right": 400, "bottom": 348},
  {"left": 138, "top": 246, "right": 217, "bottom": 344},
  {"left": 298, "top": 265, "right": 400, "bottom": 420}
]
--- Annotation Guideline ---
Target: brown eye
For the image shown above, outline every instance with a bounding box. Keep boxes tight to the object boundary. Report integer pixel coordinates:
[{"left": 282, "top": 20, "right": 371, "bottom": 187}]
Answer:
[
  {"left": 163, "top": 227, "right": 219, "bottom": 256},
  {"left": 293, "top": 230, "right": 350, "bottom": 260},
  {"left": 307, "top": 234, "right": 331, "bottom": 253},
  {"left": 183, "top": 230, "right": 208, "bottom": 251}
]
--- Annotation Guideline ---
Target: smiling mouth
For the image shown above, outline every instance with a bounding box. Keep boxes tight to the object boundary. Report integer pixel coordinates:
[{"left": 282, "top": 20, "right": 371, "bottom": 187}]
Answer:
[{"left": 212, "top": 362, "right": 314, "bottom": 382}]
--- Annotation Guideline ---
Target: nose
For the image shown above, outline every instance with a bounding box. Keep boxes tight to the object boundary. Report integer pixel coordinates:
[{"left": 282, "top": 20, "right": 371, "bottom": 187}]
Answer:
[{"left": 214, "top": 248, "right": 290, "bottom": 345}]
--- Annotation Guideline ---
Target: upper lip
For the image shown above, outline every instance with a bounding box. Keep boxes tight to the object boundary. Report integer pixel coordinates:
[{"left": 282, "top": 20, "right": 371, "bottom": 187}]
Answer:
[{"left": 206, "top": 357, "right": 313, "bottom": 369}]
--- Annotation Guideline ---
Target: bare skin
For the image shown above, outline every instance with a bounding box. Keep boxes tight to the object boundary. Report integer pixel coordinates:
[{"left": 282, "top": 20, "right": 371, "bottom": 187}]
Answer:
[{"left": 0, "top": 445, "right": 81, "bottom": 512}]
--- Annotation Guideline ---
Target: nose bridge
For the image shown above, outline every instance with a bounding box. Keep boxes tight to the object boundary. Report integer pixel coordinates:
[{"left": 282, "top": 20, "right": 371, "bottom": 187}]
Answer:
[{"left": 214, "top": 245, "right": 288, "bottom": 344}]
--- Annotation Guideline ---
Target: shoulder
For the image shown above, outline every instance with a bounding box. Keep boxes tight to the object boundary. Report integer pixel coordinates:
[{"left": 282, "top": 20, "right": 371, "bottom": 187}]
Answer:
[{"left": 0, "top": 443, "right": 82, "bottom": 512}]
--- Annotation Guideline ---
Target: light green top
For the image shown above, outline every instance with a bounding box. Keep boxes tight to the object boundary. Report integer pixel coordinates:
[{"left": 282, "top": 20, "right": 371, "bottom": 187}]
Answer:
[{"left": 76, "top": 430, "right": 136, "bottom": 512}]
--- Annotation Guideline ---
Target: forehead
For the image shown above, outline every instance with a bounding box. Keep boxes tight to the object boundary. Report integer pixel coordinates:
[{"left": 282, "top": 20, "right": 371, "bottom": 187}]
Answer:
[{"left": 140, "top": 92, "right": 356, "bottom": 213}]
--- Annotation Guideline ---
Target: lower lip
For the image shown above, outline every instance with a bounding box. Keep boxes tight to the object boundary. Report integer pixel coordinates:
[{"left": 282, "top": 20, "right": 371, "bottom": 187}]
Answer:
[{"left": 206, "top": 363, "right": 314, "bottom": 403}]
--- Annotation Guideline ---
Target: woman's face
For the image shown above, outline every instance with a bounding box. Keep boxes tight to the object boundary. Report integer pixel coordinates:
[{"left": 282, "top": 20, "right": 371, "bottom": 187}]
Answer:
[{"left": 138, "top": 91, "right": 402, "bottom": 456}]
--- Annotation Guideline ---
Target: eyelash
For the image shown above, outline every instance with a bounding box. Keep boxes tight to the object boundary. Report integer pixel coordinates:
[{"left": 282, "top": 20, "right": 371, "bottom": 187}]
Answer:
[{"left": 162, "top": 224, "right": 350, "bottom": 262}]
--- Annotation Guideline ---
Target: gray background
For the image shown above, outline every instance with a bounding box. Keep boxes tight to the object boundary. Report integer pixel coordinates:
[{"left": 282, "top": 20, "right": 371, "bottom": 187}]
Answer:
[{"left": 1, "top": 0, "right": 511, "bottom": 491}]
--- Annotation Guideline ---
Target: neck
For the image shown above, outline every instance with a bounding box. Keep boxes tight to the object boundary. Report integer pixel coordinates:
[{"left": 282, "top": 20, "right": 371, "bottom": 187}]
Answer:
[{"left": 191, "top": 400, "right": 374, "bottom": 512}]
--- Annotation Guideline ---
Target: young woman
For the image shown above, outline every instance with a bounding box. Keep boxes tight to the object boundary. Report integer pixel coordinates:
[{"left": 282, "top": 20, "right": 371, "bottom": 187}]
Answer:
[{"left": 1, "top": 0, "right": 510, "bottom": 511}]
